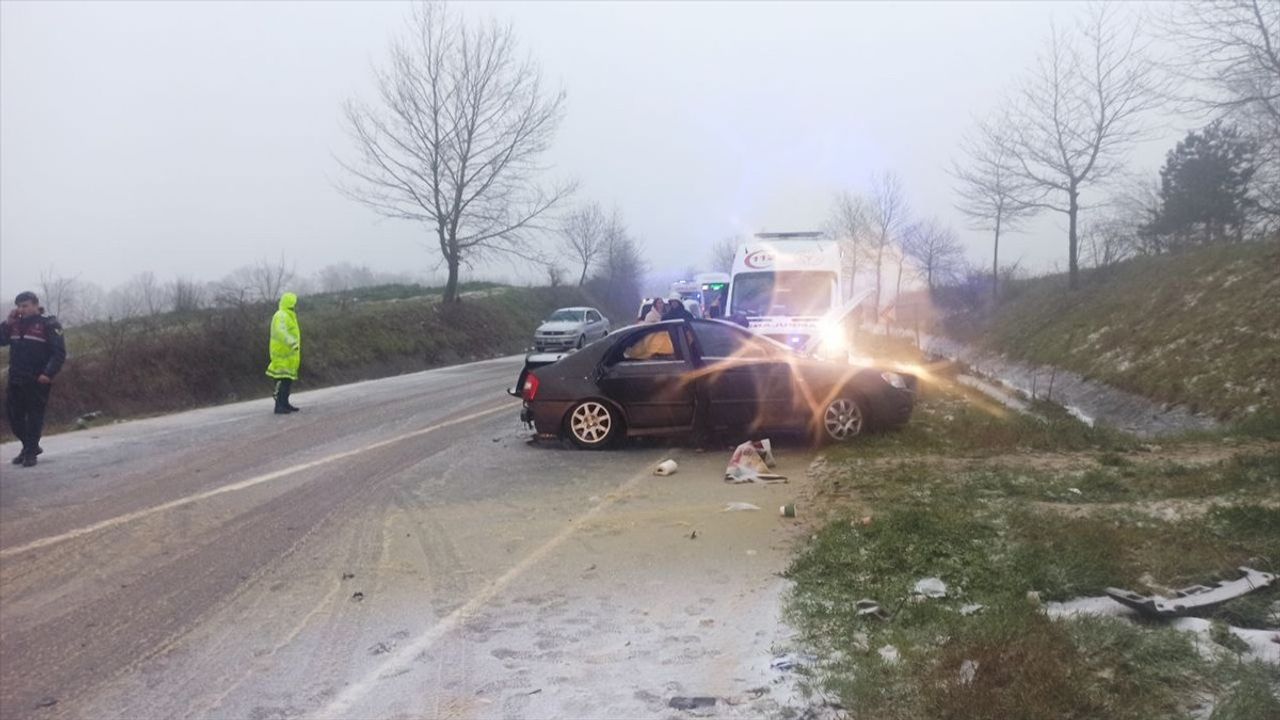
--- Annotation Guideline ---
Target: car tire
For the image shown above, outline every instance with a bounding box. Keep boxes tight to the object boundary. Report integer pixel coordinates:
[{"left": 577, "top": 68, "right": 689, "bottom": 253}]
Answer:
[
  {"left": 814, "top": 394, "right": 866, "bottom": 444},
  {"left": 565, "top": 400, "right": 620, "bottom": 450},
  {"left": 576, "top": 334, "right": 586, "bottom": 349}
]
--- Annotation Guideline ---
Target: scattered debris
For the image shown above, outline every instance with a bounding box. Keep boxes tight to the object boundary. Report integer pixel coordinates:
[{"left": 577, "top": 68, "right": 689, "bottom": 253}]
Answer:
[
  {"left": 780, "top": 504, "right": 797, "bottom": 518},
  {"left": 752, "top": 439, "right": 777, "bottom": 467},
  {"left": 855, "top": 599, "right": 884, "bottom": 618},
  {"left": 958, "top": 659, "right": 979, "bottom": 685},
  {"left": 1105, "top": 567, "right": 1276, "bottom": 618},
  {"left": 725, "top": 441, "right": 787, "bottom": 484},
  {"left": 771, "top": 652, "right": 816, "bottom": 672},
  {"left": 878, "top": 645, "right": 900, "bottom": 665},
  {"left": 913, "top": 577, "right": 947, "bottom": 598},
  {"left": 369, "top": 641, "right": 393, "bottom": 655},
  {"left": 722, "top": 502, "right": 761, "bottom": 512},
  {"left": 351, "top": 591, "right": 365, "bottom": 602},
  {"left": 526, "top": 688, "right": 543, "bottom": 696},
  {"left": 1067, "top": 487, "right": 1083, "bottom": 496},
  {"left": 1026, "top": 590, "right": 1042, "bottom": 607},
  {"left": 35, "top": 697, "right": 57, "bottom": 709},
  {"left": 668, "top": 696, "right": 717, "bottom": 710},
  {"left": 689, "top": 530, "right": 698, "bottom": 540},
  {"left": 584, "top": 563, "right": 597, "bottom": 572},
  {"left": 654, "top": 459, "right": 679, "bottom": 476},
  {"left": 959, "top": 603, "right": 986, "bottom": 616},
  {"left": 341, "top": 572, "right": 355, "bottom": 580}
]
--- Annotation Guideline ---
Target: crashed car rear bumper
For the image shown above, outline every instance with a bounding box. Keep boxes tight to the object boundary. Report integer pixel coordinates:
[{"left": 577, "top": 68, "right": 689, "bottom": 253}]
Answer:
[{"left": 524, "top": 400, "right": 572, "bottom": 439}]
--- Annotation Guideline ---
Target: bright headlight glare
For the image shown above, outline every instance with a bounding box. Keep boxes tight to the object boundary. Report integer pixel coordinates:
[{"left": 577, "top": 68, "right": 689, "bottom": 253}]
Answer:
[
  {"left": 881, "top": 371, "right": 907, "bottom": 389},
  {"left": 820, "top": 323, "right": 847, "bottom": 350}
]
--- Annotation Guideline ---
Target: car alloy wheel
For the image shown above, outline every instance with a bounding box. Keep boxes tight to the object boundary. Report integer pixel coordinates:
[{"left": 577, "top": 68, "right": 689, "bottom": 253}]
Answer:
[
  {"left": 569, "top": 400, "right": 615, "bottom": 448},
  {"left": 822, "top": 397, "right": 864, "bottom": 442},
  {"left": 576, "top": 335, "right": 586, "bottom": 349}
]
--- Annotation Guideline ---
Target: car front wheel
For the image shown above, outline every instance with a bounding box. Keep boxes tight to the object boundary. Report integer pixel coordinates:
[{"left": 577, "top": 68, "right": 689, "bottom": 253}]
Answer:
[
  {"left": 816, "top": 395, "right": 865, "bottom": 443},
  {"left": 566, "top": 400, "right": 619, "bottom": 449}
]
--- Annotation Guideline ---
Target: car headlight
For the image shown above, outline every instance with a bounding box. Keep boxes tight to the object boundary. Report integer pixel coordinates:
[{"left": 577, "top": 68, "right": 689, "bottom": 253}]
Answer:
[
  {"left": 815, "top": 322, "right": 847, "bottom": 355},
  {"left": 880, "top": 371, "right": 907, "bottom": 389}
]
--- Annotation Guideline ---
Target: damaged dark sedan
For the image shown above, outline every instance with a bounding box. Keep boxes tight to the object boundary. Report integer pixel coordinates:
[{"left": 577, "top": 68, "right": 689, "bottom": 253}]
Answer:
[{"left": 513, "top": 318, "right": 915, "bottom": 449}]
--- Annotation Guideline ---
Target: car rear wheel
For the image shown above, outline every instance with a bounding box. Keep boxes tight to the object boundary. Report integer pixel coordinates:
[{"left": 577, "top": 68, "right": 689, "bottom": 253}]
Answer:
[
  {"left": 816, "top": 395, "right": 865, "bottom": 443},
  {"left": 566, "top": 400, "right": 618, "bottom": 449}
]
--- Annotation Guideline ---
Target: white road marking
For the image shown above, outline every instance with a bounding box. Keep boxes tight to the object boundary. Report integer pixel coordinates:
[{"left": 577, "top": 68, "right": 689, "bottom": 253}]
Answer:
[
  {"left": 0, "top": 403, "right": 517, "bottom": 559},
  {"left": 309, "top": 460, "right": 667, "bottom": 720}
]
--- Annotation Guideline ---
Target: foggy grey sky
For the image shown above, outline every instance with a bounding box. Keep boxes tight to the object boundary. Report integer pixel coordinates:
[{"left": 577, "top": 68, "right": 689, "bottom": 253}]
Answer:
[{"left": 1, "top": 0, "right": 1188, "bottom": 296}]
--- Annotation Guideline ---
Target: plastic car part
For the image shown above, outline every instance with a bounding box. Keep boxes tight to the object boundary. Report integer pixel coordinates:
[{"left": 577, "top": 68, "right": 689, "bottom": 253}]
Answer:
[{"left": 1104, "top": 567, "right": 1276, "bottom": 617}]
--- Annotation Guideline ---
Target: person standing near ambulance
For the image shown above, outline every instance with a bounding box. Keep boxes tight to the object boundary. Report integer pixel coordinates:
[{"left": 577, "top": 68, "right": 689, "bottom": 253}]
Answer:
[
  {"left": 1, "top": 291, "right": 67, "bottom": 467},
  {"left": 266, "top": 292, "right": 302, "bottom": 415}
]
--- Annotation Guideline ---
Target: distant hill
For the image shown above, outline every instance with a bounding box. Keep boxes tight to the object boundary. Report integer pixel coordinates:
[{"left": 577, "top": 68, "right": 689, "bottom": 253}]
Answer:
[{"left": 943, "top": 241, "right": 1280, "bottom": 423}]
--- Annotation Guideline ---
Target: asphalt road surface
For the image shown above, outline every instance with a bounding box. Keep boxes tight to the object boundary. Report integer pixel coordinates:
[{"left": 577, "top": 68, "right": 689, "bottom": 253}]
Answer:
[{"left": 0, "top": 357, "right": 814, "bottom": 720}]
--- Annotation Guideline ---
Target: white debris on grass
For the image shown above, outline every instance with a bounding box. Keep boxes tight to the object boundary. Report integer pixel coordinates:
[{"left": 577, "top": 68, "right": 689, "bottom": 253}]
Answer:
[
  {"left": 878, "top": 645, "right": 900, "bottom": 665},
  {"left": 913, "top": 577, "right": 947, "bottom": 598},
  {"left": 721, "top": 502, "right": 761, "bottom": 513},
  {"left": 1046, "top": 595, "right": 1280, "bottom": 665}
]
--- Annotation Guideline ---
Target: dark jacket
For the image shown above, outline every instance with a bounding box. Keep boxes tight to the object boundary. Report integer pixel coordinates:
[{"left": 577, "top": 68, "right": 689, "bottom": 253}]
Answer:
[
  {"left": 1, "top": 314, "right": 67, "bottom": 383},
  {"left": 662, "top": 303, "right": 695, "bottom": 322}
]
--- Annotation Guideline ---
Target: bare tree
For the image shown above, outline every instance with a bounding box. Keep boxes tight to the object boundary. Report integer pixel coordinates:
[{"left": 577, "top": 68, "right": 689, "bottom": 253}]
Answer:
[
  {"left": 952, "top": 117, "right": 1039, "bottom": 301},
  {"left": 827, "top": 192, "right": 871, "bottom": 292},
  {"left": 1080, "top": 214, "right": 1137, "bottom": 268},
  {"left": 38, "top": 268, "right": 81, "bottom": 320},
  {"left": 1005, "top": 4, "right": 1165, "bottom": 289},
  {"left": 560, "top": 202, "right": 608, "bottom": 285},
  {"left": 121, "top": 271, "right": 165, "bottom": 316},
  {"left": 866, "top": 172, "right": 910, "bottom": 316},
  {"left": 169, "top": 277, "right": 205, "bottom": 313},
  {"left": 1163, "top": 0, "right": 1280, "bottom": 220},
  {"left": 247, "top": 257, "right": 296, "bottom": 303},
  {"left": 339, "top": 2, "right": 573, "bottom": 303},
  {"left": 902, "top": 219, "right": 966, "bottom": 290},
  {"left": 545, "top": 264, "right": 565, "bottom": 287},
  {"left": 587, "top": 209, "right": 646, "bottom": 318},
  {"left": 708, "top": 236, "right": 738, "bottom": 274},
  {"left": 318, "top": 263, "right": 369, "bottom": 293}
]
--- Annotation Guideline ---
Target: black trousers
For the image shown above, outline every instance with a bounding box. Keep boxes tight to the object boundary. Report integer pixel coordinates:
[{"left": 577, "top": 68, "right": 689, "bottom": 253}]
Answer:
[
  {"left": 6, "top": 382, "right": 51, "bottom": 452},
  {"left": 272, "top": 378, "right": 293, "bottom": 410}
]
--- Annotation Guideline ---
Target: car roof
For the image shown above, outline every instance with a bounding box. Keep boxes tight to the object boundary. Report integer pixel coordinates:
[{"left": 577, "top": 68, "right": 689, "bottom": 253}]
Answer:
[{"left": 553, "top": 306, "right": 595, "bottom": 312}]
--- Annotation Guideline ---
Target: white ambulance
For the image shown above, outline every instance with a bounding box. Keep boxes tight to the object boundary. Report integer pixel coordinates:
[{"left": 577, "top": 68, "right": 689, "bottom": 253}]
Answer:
[{"left": 726, "top": 232, "right": 845, "bottom": 352}]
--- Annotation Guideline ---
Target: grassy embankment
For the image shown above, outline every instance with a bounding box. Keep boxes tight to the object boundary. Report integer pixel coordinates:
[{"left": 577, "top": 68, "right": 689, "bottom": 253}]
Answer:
[
  {"left": 0, "top": 282, "right": 605, "bottom": 437},
  {"left": 786, "top": 333, "right": 1279, "bottom": 720},
  {"left": 944, "top": 241, "right": 1280, "bottom": 434}
]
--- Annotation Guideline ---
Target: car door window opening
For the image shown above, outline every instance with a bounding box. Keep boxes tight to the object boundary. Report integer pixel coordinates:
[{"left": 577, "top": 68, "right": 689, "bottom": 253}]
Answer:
[
  {"left": 618, "top": 327, "right": 684, "bottom": 363},
  {"left": 691, "top": 321, "right": 772, "bottom": 361}
]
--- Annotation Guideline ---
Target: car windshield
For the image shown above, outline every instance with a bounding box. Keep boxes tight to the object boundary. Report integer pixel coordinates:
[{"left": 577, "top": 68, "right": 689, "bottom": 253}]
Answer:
[
  {"left": 548, "top": 310, "right": 585, "bottom": 322},
  {"left": 731, "top": 272, "right": 834, "bottom": 317}
]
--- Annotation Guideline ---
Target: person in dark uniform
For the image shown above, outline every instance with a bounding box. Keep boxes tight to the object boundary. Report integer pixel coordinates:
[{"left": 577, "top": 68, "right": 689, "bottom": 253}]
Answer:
[
  {"left": 661, "top": 294, "right": 694, "bottom": 321},
  {"left": 1, "top": 291, "right": 67, "bottom": 467}
]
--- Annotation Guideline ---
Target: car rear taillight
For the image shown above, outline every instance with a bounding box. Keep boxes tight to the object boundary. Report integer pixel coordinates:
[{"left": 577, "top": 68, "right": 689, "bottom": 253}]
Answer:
[{"left": 522, "top": 373, "right": 540, "bottom": 402}]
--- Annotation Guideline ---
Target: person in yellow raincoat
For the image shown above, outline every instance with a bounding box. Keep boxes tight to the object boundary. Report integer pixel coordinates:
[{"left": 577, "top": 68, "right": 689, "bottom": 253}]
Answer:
[{"left": 266, "top": 292, "right": 302, "bottom": 414}]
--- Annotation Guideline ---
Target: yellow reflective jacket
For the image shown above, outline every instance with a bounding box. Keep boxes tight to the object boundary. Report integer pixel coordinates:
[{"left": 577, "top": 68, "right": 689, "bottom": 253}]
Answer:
[{"left": 266, "top": 292, "right": 301, "bottom": 379}]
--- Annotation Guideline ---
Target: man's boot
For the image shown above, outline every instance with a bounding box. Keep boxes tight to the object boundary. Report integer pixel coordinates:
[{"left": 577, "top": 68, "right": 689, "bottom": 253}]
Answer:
[
  {"left": 11, "top": 451, "right": 25, "bottom": 465},
  {"left": 22, "top": 453, "right": 37, "bottom": 467},
  {"left": 273, "top": 380, "right": 291, "bottom": 415},
  {"left": 283, "top": 381, "right": 299, "bottom": 412}
]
